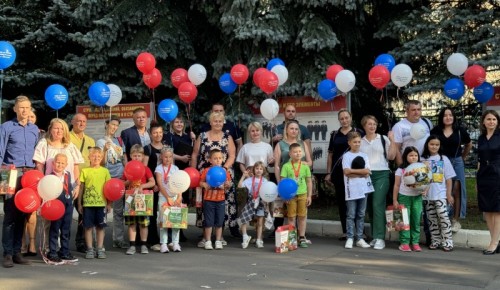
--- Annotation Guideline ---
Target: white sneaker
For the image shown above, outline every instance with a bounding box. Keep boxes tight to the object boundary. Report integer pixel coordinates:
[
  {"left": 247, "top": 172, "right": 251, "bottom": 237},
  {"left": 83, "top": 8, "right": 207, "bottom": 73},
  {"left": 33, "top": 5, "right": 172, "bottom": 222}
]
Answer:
[
  {"left": 373, "top": 239, "right": 386, "bottom": 250},
  {"left": 173, "top": 243, "right": 182, "bottom": 252},
  {"left": 160, "top": 244, "right": 169, "bottom": 253},
  {"left": 369, "top": 239, "right": 377, "bottom": 247},
  {"left": 221, "top": 239, "right": 228, "bottom": 246},
  {"left": 140, "top": 245, "right": 149, "bottom": 254},
  {"left": 345, "top": 238, "right": 353, "bottom": 249},
  {"left": 451, "top": 220, "right": 461, "bottom": 233},
  {"left": 256, "top": 240, "right": 264, "bottom": 248},
  {"left": 151, "top": 244, "right": 161, "bottom": 251},
  {"left": 215, "top": 240, "right": 223, "bottom": 250},
  {"left": 204, "top": 241, "right": 213, "bottom": 250},
  {"left": 242, "top": 235, "right": 252, "bottom": 249},
  {"left": 126, "top": 246, "right": 136, "bottom": 255},
  {"left": 356, "top": 239, "right": 371, "bottom": 248},
  {"left": 197, "top": 239, "right": 206, "bottom": 248}
]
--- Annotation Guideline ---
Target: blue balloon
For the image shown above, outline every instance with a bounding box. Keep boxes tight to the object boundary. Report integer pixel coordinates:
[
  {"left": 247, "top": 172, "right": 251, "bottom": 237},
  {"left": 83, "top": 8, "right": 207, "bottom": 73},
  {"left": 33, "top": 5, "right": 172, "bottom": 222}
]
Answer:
[
  {"left": 219, "top": 73, "right": 237, "bottom": 94},
  {"left": 206, "top": 166, "right": 227, "bottom": 187},
  {"left": 277, "top": 178, "right": 298, "bottom": 201},
  {"left": 374, "top": 54, "right": 396, "bottom": 72},
  {"left": 158, "top": 99, "right": 178, "bottom": 122},
  {"left": 443, "top": 78, "right": 465, "bottom": 100},
  {"left": 473, "top": 82, "right": 494, "bottom": 104},
  {"left": 266, "top": 58, "right": 285, "bottom": 71},
  {"left": 88, "top": 82, "right": 110, "bottom": 106},
  {"left": 45, "top": 84, "right": 69, "bottom": 110},
  {"left": 0, "top": 41, "right": 16, "bottom": 70},
  {"left": 317, "top": 79, "right": 337, "bottom": 101}
]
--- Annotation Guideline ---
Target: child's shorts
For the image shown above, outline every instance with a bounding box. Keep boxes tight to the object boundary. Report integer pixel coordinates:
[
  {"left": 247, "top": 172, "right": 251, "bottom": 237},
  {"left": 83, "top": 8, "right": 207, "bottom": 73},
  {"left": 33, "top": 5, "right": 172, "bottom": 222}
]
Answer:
[
  {"left": 124, "top": 216, "right": 150, "bottom": 227},
  {"left": 83, "top": 207, "right": 107, "bottom": 228},
  {"left": 203, "top": 200, "right": 225, "bottom": 227},
  {"left": 286, "top": 194, "right": 307, "bottom": 218}
]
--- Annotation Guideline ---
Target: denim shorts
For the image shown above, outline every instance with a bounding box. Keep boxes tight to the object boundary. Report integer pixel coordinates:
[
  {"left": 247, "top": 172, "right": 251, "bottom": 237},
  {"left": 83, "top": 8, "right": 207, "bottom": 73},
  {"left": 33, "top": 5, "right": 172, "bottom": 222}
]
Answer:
[
  {"left": 83, "top": 207, "right": 107, "bottom": 228},
  {"left": 203, "top": 200, "right": 225, "bottom": 227}
]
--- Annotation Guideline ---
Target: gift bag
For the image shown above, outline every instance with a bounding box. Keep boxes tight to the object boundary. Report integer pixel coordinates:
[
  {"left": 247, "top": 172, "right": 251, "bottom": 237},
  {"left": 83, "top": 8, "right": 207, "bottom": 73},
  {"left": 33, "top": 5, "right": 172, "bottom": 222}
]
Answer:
[
  {"left": 275, "top": 224, "right": 297, "bottom": 253},
  {"left": 124, "top": 190, "right": 154, "bottom": 216},
  {"left": 264, "top": 212, "right": 274, "bottom": 230},
  {"left": 161, "top": 205, "right": 188, "bottom": 229},
  {"left": 385, "top": 205, "right": 410, "bottom": 231},
  {"left": 0, "top": 165, "right": 18, "bottom": 195},
  {"left": 272, "top": 197, "right": 286, "bottom": 218}
]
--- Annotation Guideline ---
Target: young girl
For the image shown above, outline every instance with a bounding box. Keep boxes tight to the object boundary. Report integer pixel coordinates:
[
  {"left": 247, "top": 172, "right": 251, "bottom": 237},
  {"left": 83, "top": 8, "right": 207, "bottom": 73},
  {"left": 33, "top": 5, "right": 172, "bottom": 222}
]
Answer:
[
  {"left": 237, "top": 161, "right": 269, "bottom": 249},
  {"left": 393, "top": 146, "right": 424, "bottom": 252},
  {"left": 154, "top": 147, "right": 182, "bottom": 253},
  {"left": 421, "top": 135, "right": 456, "bottom": 251}
]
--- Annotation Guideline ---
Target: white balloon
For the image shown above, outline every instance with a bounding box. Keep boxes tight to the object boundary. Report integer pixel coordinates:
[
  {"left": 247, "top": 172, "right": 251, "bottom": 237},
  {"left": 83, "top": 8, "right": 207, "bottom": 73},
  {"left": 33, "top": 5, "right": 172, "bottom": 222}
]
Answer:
[
  {"left": 259, "top": 182, "right": 278, "bottom": 202},
  {"left": 446, "top": 53, "right": 468, "bottom": 76},
  {"left": 410, "top": 123, "right": 426, "bottom": 140},
  {"left": 270, "top": 65, "right": 288, "bottom": 86},
  {"left": 187, "top": 64, "right": 207, "bottom": 86},
  {"left": 168, "top": 170, "right": 191, "bottom": 195},
  {"left": 37, "top": 175, "right": 63, "bottom": 201},
  {"left": 260, "top": 99, "right": 279, "bottom": 121},
  {"left": 106, "top": 84, "right": 122, "bottom": 107},
  {"left": 391, "top": 64, "right": 413, "bottom": 87},
  {"left": 335, "top": 70, "right": 356, "bottom": 93}
]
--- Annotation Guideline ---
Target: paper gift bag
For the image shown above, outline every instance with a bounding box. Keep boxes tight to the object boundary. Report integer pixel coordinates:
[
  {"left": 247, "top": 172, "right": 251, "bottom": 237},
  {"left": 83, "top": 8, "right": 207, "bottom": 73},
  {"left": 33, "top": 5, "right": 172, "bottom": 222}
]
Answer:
[
  {"left": 275, "top": 224, "right": 298, "bottom": 253},
  {"left": 124, "top": 190, "right": 154, "bottom": 216},
  {"left": 161, "top": 205, "right": 188, "bottom": 229},
  {"left": 272, "top": 197, "right": 286, "bottom": 218},
  {"left": 0, "top": 165, "right": 18, "bottom": 195},
  {"left": 385, "top": 205, "right": 410, "bottom": 232}
]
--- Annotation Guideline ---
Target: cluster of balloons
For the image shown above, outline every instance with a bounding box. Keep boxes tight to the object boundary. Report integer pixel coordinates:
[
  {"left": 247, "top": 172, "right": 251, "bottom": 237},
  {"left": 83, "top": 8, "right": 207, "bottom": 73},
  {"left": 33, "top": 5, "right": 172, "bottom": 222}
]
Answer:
[
  {"left": 136, "top": 52, "right": 162, "bottom": 89},
  {"left": 165, "top": 167, "right": 201, "bottom": 194},
  {"left": 253, "top": 58, "right": 289, "bottom": 95},
  {"left": 0, "top": 41, "right": 16, "bottom": 70},
  {"left": 87, "top": 82, "right": 122, "bottom": 107},
  {"left": 317, "top": 64, "right": 357, "bottom": 101},
  {"left": 370, "top": 54, "right": 413, "bottom": 89},
  {"left": 218, "top": 64, "right": 250, "bottom": 94}
]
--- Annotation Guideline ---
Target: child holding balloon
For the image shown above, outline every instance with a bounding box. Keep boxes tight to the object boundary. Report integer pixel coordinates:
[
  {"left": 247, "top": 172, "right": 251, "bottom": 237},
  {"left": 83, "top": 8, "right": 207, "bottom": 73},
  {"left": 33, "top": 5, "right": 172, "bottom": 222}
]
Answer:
[{"left": 237, "top": 161, "right": 270, "bottom": 249}]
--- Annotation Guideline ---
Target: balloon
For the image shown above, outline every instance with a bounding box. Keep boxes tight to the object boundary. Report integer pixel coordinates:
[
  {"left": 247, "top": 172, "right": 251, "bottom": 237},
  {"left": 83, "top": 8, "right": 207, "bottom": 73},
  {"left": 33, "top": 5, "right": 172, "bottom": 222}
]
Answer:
[
  {"left": 168, "top": 170, "right": 191, "bottom": 194},
  {"left": 178, "top": 82, "right": 198, "bottom": 104},
  {"left": 271, "top": 65, "right": 288, "bottom": 86},
  {"left": 260, "top": 99, "right": 280, "bottom": 120},
  {"left": 158, "top": 99, "right": 179, "bottom": 122},
  {"left": 277, "top": 178, "right": 298, "bottom": 201},
  {"left": 403, "top": 162, "right": 432, "bottom": 191},
  {"left": 391, "top": 64, "right": 413, "bottom": 87},
  {"left": 171, "top": 68, "right": 189, "bottom": 89},
  {"left": 103, "top": 178, "right": 125, "bottom": 201},
  {"left": 40, "top": 199, "right": 65, "bottom": 221},
  {"left": 184, "top": 167, "right": 201, "bottom": 188},
  {"left": 106, "top": 84, "right": 122, "bottom": 107},
  {"left": 259, "top": 182, "right": 278, "bottom": 202},
  {"left": 464, "top": 64, "right": 486, "bottom": 88},
  {"left": 44, "top": 84, "right": 69, "bottom": 110},
  {"left": 446, "top": 53, "right": 468, "bottom": 76},
  {"left": 219, "top": 73, "right": 237, "bottom": 94},
  {"left": 37, "top": 175, "right": 63, "bottom": 201},
  {"left": 335, "top": 70, "right": 356, "bottom": 93},
  {"left": 206, "top": 166, "right": 227, "bottom": 188},
  {"left": 368, "top": 65, "right": 390, "bottom": 89},
  {"left": 0, "top": 41, "right": 16, "bottom": 70},
  {"left": 88, "top": 81, "right": 110, "bottom": 106},
  {"left": 21, "top": 170, "right": 44, "bottom": 190},
  {"left": 187, "top": 64, "right": 207, "bottom": 86},
  {"left": 374, "top": 54, "right": 396, "bottom": 72},
  {"left": 230, "top": 64, "right": 250, "bottom": 85},
  {"left": 326, "top": 64, "right": 344, "bottom": 81},
  {"left": 473, "top": 82, "right": 494, "bottom": 103},
  {"left": 143, "top": 68, "right": 162, "bottom": 89},
  {"left": 124, "top": 161, "right": 145, "bottom": 181},
  {"left": 14, "top": 188, "right": 41, "bottom": 213},
  {"left": 259, "top": 71, "right": 279, "bottom": 94},
  {"left": 136, "top": 52, "right": 156, "bottom": 74},
  {"left": 317, "top": 79, "right": 337, "bottom": 101},
  {"left": 443, "top": 78, "right": 465, "bottom": 100},
  {"left": 266, "top": 58, "right": 285, "bottom": 71},
  {"left": 410, "top": 123, "right": 427, "bottom": 140},
  {"left": 253, "top": 68, "right": 268, "bottom": 86}
]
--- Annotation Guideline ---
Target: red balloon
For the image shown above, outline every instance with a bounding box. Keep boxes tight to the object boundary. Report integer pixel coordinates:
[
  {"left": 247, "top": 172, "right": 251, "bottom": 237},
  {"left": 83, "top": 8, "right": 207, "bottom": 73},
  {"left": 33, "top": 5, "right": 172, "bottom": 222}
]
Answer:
[
  {"left": 230, "top": 64, "right": 250, "bottom": 85},
  {"left": 104, "top": 178, "right": 125, "bottom": 201},
  {"left": 464, "top": 64, "right": 486, "bottom": 88},
  {"left": 124, "top": 161, "right": 146, "bottom": 181},
  {"left": 326, "top": 64, "right": 344, "bottom": 81},
  {"left": 41, "top": 200, "right": 65, "bottom": 221},
  {"left": 14, "top": 188, "right": 41, "bottom": 213},
  {"left": 21, "top": 170, "right": 44, "bottom": 190},
  {"left": 136, "top": 52, "right": 156, "bottom": 74},
  {"left": 178, "top": 82, "right": 198, "bottom": 104},
  {"left": 253, "top": 68, "right": 267, "bottom": 86},
  {"left": 171, "top": 68, "right": 189, "bottom": 89},
  {"left": 143, "top": 68, "right": 162, "bottom": 89},
  {"left": 368, "top": 65, "right": 391, "bottom": 89},
  {"left": 259, "top": 71, "right": 279, "bottom": 94},
  {"left": 184, "top": 167, "right": 201, "bottom": 188}
]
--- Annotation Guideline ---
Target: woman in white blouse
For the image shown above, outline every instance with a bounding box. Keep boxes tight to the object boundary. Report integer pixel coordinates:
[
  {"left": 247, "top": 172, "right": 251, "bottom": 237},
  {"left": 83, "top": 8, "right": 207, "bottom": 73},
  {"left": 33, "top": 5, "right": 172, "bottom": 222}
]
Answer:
[
  {"left": 359, "top": 115, "right": 397, "bottom": 250},
  {"left": 236, "top": 122, "right": 274, "bottom": 173}
]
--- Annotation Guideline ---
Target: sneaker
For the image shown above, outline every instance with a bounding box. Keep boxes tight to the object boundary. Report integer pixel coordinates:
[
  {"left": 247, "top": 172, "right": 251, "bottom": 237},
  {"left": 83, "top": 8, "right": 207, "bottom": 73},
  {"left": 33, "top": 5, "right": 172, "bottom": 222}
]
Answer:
[
  {"left": 356, "top": 239, "right": 371, "bottom": 248},
  {"left": 151, "top": 244, "right": 161, "bottom": 251},
  {"left": 204, "top": 241, "right": 213, "bottom": 250},
  {"left": 160, "top": 244, "right": 169, "bottom": 253},
  {"left": 369, "top": 239, "right": 377, "bottom": 247},
  {"left": 411, "top": 244, "right": 422, "bottom": 252},
  {"left": 126, "top": 246, "right": 136, "bottom": 255},
  {"left": 173, "top": 244, "right": 182, "bottom": 252},
  {"left": 97, "top": 248, "right": 106, "bottom": 259},
  {"left": 221, "top": 239, "right": 227, "bottom": 246},
  {"left": 140, "top": 245, "right": 149, "bottom": 254},
  {"left": 85, "top": 249, "right": 95, "bottom": 259},
  {"left": 256, "top": 240, "right": 264, "bottom": 248},
  {"left": 345, "top": 238, "right": 353, "bottom": 249},
  {"left": 197, "top": 239, "right": 206, "bottom": 248},
  {"left": 48, "top": 255, "right": 62, "bottom": 263},
  {"left": 168, "top": 243, "right": 174, "bottom": 251},
  {"left": 373, "top": 239, "right": 385, "bottom": 250},
  {"left": 250, "top": 238, "right": 256, "bottom": 244},
  {"left": 215, "top": 240, "right": 223, "bottom": 250},
  {"left": 299, "top": 239, "right": 308, "bottom": 248},
  {"left": 451, "top": 220, "right": 461, "bottom": 233},
  {"left": 113, "top": 241, "right": 129, "bottom": 249},
  {"left": 241, "top": 235, "right": 252, "bottom": 249},
  {"left": 399, "top": 244, "right": 412, "bottom": 252},
  {"left": 60, "top": 253, "right": 78, "bottom": 262}
]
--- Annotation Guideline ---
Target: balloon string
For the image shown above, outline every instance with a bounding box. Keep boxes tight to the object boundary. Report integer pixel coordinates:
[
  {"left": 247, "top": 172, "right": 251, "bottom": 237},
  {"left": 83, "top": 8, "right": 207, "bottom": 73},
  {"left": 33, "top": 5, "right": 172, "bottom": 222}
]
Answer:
[
  {"left": 238, "top": 85, "right": 241, "bottom": 129},
  {"left": 397, "top": 87, "right": 400, "bottom": 99},
  {"left": 56, "top": 110, "right": 59, "bottom": 119},
  {"left": 152, "top": 89, "right": 156, "bottom": 122},
  {"left": 0, "top": 69, "right": 3, "bottom": 122},
  {"left": 379, "top": 91, "right": 384, "bottom": 103}
]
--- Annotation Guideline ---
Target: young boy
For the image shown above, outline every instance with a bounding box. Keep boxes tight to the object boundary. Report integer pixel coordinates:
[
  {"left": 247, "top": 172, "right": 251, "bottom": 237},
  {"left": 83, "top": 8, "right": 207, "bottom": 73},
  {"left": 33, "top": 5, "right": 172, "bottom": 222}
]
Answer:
[
  {"left": 78, "top": 147, "right": 111, "bottom": 259},
  {"left": 199, "top": 149, "right": 232, "bottom": 250},
  {"left": 280, "top": 143, "right": 312, "bottom": 248},
  {"left": 47, "top": 153, "right": 78, "bottom": 263},
  {"left": 123, "top": 144, "right": 155, "bottom": 255}
]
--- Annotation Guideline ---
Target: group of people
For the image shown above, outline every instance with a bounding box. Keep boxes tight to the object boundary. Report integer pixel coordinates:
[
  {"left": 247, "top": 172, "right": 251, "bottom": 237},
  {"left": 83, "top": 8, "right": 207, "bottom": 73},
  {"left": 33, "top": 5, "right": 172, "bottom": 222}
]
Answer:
[{"left": 1, "top": 95, "right": 500, "bottom": 268}]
